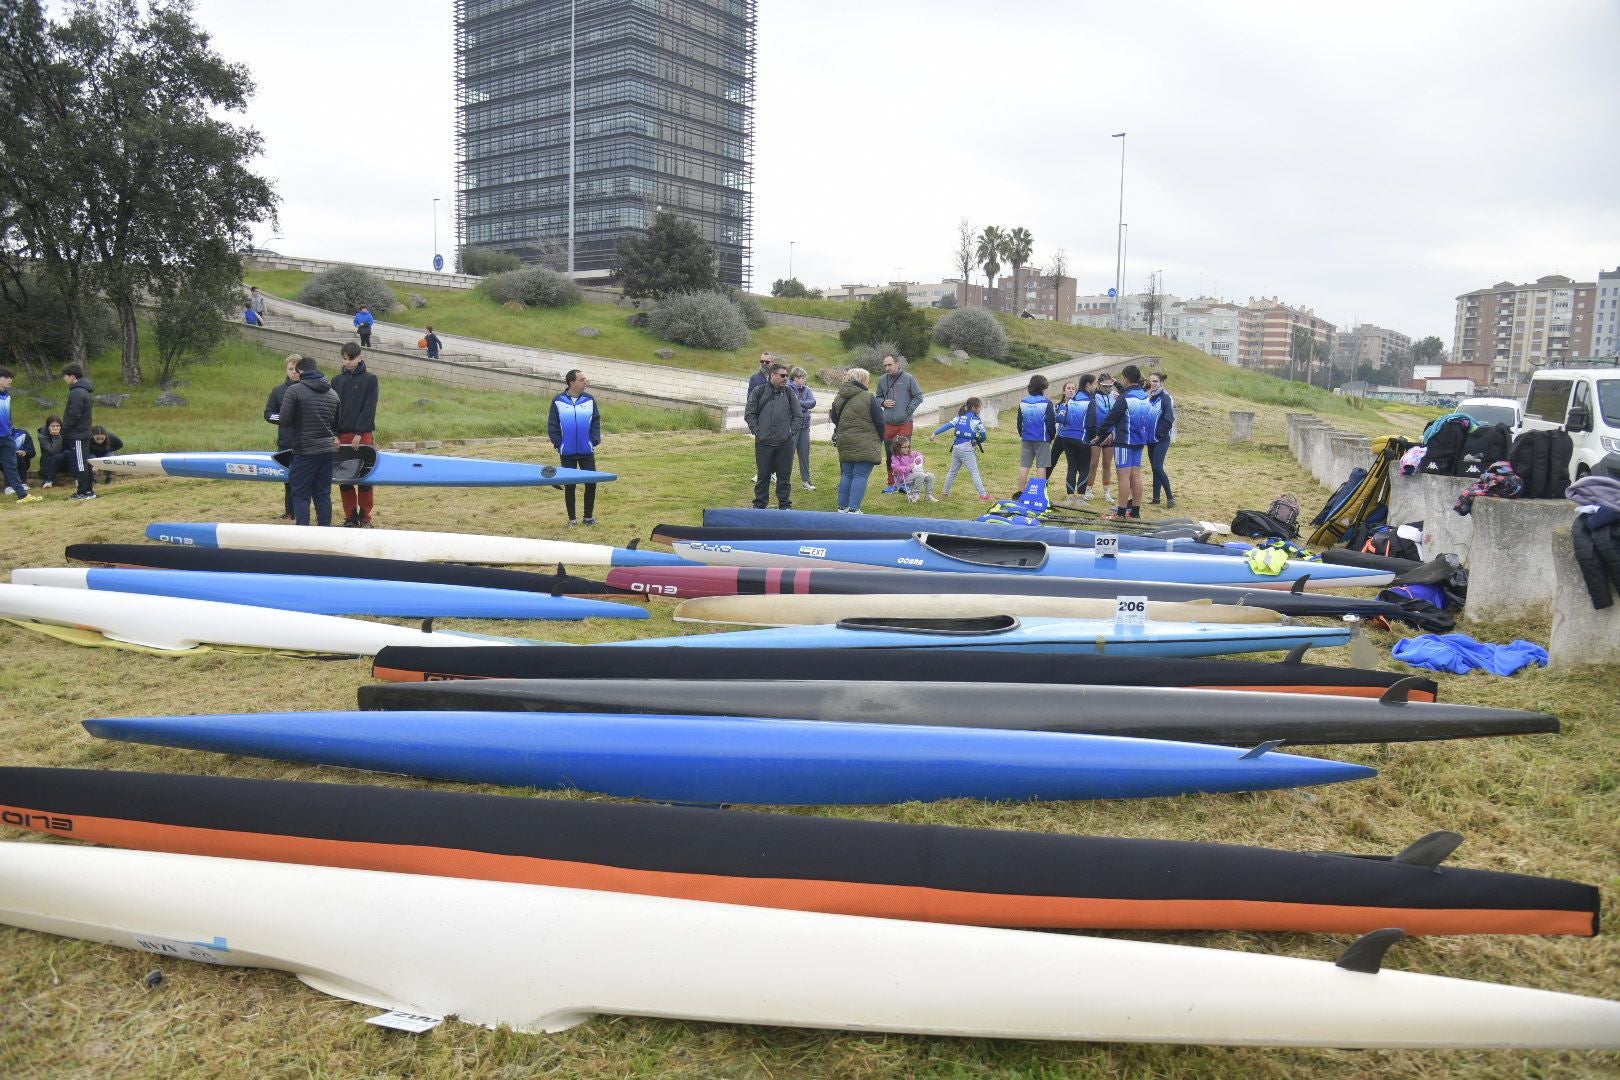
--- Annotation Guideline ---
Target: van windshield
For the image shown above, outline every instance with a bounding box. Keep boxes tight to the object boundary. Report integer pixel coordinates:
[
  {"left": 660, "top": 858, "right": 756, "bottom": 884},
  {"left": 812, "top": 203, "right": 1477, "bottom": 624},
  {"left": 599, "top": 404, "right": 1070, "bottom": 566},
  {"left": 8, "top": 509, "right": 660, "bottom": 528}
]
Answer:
[
  {"left": 1461, "top": 404, "right": 1516, "bottom": 427},
  {"left": 1599, "top": 379, "right": 1619, "bottom": 427}
]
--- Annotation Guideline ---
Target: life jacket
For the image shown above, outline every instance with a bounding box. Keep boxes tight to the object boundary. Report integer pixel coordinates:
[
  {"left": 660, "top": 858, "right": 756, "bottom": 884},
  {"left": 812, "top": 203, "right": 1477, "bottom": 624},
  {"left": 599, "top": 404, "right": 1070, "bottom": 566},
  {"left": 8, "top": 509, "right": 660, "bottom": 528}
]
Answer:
[{"left": 950, "top": 412, "right": 986, "bottom": 447}]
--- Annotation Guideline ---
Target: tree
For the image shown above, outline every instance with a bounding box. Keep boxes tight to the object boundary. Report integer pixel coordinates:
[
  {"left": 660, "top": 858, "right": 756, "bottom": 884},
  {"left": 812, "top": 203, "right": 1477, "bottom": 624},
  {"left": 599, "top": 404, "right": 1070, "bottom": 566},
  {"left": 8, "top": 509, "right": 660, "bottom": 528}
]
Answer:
[
  {"left": 0, "top": 271, "right": 118, "bottom": 384},
  {"left": 952, "top": 217, "right": 975, "bottom": 288},
  {"left": 151, "top": 240, "right": 241, "bottom": 385},
  {"left": 1141, "top": 273, "right": 1162, "bottom": 336},
  {"left": 838, "top": 289, "right": 931, "bottom": 366},
  {"left": 771, "top": 277, "right": 810, "bottom": 298},
  {"left": 459, "top": 246, "right": 521, "bottom": 276},
  {"left": 1003, "top": 226, "right": 1034, "bottom": 315},
  {"left": 1289, "top": 325, "right": 1315, "bottom": 382},
  {"left": 975, "top": 226, "right": 1004, "bottom": 302},
  {"left": 1, "top": 1, "right": 278, "bottom": 386},
  {"left": 616, "top": 210, "right": 717, "bottom": 301},
  {"left": 1407, "top": 335, "right": 1443, "bottom": 385}
]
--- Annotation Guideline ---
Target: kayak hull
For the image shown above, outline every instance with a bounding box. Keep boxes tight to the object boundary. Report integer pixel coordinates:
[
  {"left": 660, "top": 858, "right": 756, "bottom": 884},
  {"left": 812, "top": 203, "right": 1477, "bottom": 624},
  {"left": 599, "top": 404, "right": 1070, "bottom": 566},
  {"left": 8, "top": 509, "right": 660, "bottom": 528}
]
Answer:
[
  {"left": 673, "top": 592, "right": 1284, "bottom": 626},
  {"left": 0, "top": 768, "right": 1595, "bottom": 936},
  {"left": 95, "top": 450, "right": 616, "bottom": 487},
  {"left": 81, "top": 710, "right": 1376, "bottom": 803}
]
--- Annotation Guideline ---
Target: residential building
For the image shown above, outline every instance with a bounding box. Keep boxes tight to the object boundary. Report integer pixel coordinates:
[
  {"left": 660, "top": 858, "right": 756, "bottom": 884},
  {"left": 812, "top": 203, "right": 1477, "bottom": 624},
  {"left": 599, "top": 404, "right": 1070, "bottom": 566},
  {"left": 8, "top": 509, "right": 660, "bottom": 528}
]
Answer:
[
  {"left": 1071, "top": 291, "right": 1173, "bottom": 332},
  {"left": 1163, "top": 298, "right": 1241, "bottom": 365},
  {"left": 1452, "top": 274, "right": 1599, "bottom": 387},
  {"left": 822, "top": 280, "right": 983, "bottom": 307},
  {"left": 1334, "top": 323, "right": 1413, "bottom": 372},
  {"left": 988, "top": 272, "right": 1076, "bottom": 322},
  {"left": 1238, "top": 298, "right": 1336, "bottom": 372},
  {"left": 1595, "top": 266, "right": 1620, "bottom": 358},
  {"left": 454, "top": 0, "right": 756, "bottom": 285},
  {"left": 1072, "top": 294, "right": 1121, "bottom": 327}
]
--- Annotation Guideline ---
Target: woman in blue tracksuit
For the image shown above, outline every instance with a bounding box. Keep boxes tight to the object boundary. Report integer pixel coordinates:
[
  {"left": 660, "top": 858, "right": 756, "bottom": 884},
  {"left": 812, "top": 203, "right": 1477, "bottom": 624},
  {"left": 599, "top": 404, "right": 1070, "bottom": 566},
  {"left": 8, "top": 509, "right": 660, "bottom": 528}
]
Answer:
[
  {"left": 1146, "top": 371, "right": 1175, "bottom": 508},
  {"left": 547, "top": 368, "right": 602, "bottom": 525},
  {"left": 1052, "top": 374, "right": 1095, "bottom": 504},
  {"left": 1090, "top": 363, "right": 1159, "bottom": 520}
]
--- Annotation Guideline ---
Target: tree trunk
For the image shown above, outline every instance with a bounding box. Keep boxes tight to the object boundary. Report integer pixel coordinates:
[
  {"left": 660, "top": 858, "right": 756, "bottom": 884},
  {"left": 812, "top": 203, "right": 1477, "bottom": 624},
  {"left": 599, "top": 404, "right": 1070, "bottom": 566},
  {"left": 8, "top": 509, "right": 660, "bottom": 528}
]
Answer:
[
  {"left": 68, "top": 311, "right": 88, "bottom": 367},
  {"left": 117, "top": 296, "right": 142, "bottom": 386}
]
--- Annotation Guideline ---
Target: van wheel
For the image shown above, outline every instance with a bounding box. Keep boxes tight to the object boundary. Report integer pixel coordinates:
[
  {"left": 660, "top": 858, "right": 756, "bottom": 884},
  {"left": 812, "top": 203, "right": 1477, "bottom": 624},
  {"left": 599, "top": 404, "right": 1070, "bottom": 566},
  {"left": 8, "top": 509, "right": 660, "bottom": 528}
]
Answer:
[{"left": 1575, "top": 465, "right": 1590, "bottom": 480}]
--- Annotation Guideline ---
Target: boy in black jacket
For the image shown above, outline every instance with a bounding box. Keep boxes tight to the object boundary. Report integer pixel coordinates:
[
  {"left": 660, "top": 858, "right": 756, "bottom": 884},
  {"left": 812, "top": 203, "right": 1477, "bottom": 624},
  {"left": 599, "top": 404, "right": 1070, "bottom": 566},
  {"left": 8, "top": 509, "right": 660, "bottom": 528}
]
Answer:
[
  {"left": 331, "top": 342, "right": 380, "bottom": 526},
  {"left": 60, "top": 363, "right": 96, "bottom": 500},
  {"left": 279, "top": 357, "right": 341, "bottom": 526}
]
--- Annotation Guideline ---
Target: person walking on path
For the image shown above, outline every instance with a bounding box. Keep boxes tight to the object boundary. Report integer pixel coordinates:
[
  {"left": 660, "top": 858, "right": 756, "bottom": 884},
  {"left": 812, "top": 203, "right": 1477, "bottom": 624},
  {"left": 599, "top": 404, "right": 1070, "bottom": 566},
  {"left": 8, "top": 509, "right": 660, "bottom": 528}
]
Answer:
[
  {"left": 331, "top": 342, "right": 380, "bottom": 527},
  {"left": 1014, "top": 373, "right": 1058, "bottom": 495},
  {"left": 876, "top": 354, "right": 923, "bottom": 491},
  {"left": 278, "top": 356, "right": 341, "bottom": 527},
  {"left": 1052, "top": 377, "right": 1095, "bottom": 504},
  {"left": 1091, "top": 363, "right": 1159, "bottom": 521},
  {"left": 249, "top": 286, "right": 268, "bottom": 322},
  {"left": 744, "top": 361, "right": 802, "bottom": 510},
  {"left": 0, "top": 367, "right": 42, "bottom": 503},
  {"left": 931, "top": 397, "right": 992, "bottom": 500},
  {"left": 424, "top": 326, "right": 442, "bottom": 360},
  {"left": 548, "top": 368, "right": 602, "bottom": 526},
  {"left": 790, "top": 365, "right": 817, "bottom": 490},
  {"left": 60, "top": 363, "right": 97, "bottom": 501},
  {"left": 829, "top": 367, "right": 885, "bottom": 512},
  {"left": 353, "top": 306, "right": 375, "bottom": 348},
  {"left": 264, "top": 354, "right": 301, "bottom": 519},
  {"left": 1084, "top": 372, "right": 1117, "bottom": 503},
  {"left": 1146, "top": 371, "right": 1176, "bottom": 509},
  {"left": 243, "top": 303, "right": 264, "bottom": 327}
]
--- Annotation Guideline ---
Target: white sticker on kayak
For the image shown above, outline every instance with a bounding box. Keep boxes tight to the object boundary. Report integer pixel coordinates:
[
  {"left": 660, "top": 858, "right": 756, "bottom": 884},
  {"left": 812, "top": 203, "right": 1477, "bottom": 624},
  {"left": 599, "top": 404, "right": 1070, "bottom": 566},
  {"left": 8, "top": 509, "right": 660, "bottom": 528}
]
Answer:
[
  {"left": 367, "top": 1010, "right": 444, "bottom": 1033},
  {"left": 1094, "top": 535, "right": 1119, "bottom": 558},
  {"left": 1114, "top": 596, "right": 1148, "bottom": 625},
  {"left": 131, "top": 934, "right": 229, "bottom": 964}
]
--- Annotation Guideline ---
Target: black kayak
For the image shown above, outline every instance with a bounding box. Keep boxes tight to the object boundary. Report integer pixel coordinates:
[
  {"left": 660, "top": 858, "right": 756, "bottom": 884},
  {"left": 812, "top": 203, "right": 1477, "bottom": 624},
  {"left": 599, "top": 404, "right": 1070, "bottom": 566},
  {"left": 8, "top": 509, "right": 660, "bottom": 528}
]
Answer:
[
  {"left": 0, "top": 768, "right": 1595, "bottom": 936},
  {"left": 372, "top": 643, "right": 1439, "bottom": 700},
  {"left": 603, "top": 564, "right": 1419, "bottom": 623},
  {"left": 358, "top": 677, "right": 1556, "bottom": 746},
  {"left": 64, "top": 543, "right": 639, "bottom": 598}
]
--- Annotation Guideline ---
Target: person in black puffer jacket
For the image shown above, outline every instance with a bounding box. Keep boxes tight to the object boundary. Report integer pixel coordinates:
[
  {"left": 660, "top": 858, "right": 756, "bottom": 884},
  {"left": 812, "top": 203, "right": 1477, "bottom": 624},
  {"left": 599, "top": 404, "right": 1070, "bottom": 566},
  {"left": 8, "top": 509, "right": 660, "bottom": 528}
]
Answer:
[
  {"left": 330, "top": 342, "right": 381, "bottom": 527},
  {"left": 278, "top": 357, "right": 341, "bottom": 527},
  {"left": 264, "top": 354, "right": 302, "bottom": 519},
  {"left": 60, "top": 363, "right": 97, "bottom": 499}
]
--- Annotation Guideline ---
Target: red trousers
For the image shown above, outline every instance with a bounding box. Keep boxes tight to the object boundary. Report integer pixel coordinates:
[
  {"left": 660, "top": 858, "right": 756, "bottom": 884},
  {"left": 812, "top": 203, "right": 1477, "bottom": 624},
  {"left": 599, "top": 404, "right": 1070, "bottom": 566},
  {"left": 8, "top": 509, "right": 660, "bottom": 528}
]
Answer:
[{"left": 337, "top": 431, "right": 375, "bottom": 520}]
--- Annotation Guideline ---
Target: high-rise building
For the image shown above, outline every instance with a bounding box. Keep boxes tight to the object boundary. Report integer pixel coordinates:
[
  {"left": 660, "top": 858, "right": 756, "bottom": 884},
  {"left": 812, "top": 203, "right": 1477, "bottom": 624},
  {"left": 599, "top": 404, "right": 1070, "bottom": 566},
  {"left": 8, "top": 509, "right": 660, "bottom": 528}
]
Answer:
[
  {"left": 454, "top": 0, "right": 756, "bottom": 286},
  {"left": 988, "top": 272, "right": 1076, "bottom": 322},
  {"left": 1163, "top": 298, "right": 1241, "bottom": 365},
  {"left": 1238, "top": 298, "right": 1335, "bottom": 372},
  {"left": 1594, "top": 267, "right": 1620, "bottom": 358},
  {"left": 1452, "top": 274, "right": 1598, "bottom": 386},
  {"left": 1333, "top": 324, "right": 1413, "bottom": 373}
]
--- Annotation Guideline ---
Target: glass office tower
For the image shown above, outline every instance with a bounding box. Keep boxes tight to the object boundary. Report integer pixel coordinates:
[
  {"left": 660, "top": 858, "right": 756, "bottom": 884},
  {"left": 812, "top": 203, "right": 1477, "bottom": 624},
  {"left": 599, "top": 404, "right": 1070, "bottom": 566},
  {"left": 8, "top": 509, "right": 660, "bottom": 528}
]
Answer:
[{"left": 455, "top": 0, "right": 756, "bottom": 287}]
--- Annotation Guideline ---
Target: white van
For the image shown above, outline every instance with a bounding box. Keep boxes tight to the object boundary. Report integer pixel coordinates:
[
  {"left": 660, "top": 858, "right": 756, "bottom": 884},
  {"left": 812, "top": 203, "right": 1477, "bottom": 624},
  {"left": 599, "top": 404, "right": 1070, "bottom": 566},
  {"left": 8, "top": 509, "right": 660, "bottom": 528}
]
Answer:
[
  {"left": 1519, "top": 363, "right": 1620, "bottom": 481},
  {"left": 1457, "top": 396, "right": 1522, "bottom": 433}
]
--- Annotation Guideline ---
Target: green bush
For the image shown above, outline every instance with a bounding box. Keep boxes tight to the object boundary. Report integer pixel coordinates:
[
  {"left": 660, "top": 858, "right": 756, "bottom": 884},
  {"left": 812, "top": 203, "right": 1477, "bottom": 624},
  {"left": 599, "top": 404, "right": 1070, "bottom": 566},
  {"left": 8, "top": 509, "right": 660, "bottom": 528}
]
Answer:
[
  {"left": 297, "top": 264, "right": 395, "bottom": 317},
  {"left": 459, "top": 245, "right": 521, "bottom": 276},
  {"left": 732, "top": 292, "right": 768, "bottom": 330},
  {"left": 843, "top": 341, "right": 900, "bottom": 374},
  {"left": 1002, "top": 340, "right": 1069, "bottom": 371},
  {"left": 838, "top": 289, "right": 930, "bottom": 368},
  {"left": 648, "top": 290, "right": 751, "bottom": 350},
  {"left": 933, "top": 306, "right": 1008, "bottom": 359},
  {"left": 478, "top": 267, "right": 582, "bottom": 308}
]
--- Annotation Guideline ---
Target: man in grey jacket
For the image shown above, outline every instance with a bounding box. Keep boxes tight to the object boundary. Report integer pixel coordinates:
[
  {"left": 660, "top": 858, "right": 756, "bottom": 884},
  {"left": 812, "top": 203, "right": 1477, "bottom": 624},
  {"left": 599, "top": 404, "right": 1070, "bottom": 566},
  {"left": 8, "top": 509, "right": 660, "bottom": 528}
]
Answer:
[
  {"left": 278, "top": 356, "right": 341, "bottom": 526},
  {"left": 744, "top": 361, "right": 803, "bottom": 510},
  {"left": 877, "top": 354, "right": 923, "bottom": 491}
]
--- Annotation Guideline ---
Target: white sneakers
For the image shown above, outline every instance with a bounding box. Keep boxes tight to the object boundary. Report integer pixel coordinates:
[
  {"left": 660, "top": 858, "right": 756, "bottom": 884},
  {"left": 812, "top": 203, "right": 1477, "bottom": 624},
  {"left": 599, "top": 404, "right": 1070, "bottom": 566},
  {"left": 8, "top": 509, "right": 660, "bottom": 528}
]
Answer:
[{"left": 803, "top": 481, "right": 815, "bottom": 490}]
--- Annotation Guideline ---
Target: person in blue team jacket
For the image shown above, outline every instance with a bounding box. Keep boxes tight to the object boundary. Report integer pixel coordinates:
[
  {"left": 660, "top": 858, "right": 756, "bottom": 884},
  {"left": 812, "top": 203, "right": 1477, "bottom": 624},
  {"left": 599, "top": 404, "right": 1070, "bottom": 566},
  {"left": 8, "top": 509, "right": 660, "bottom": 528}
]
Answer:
[
  {"left": 352, "top": 305, "right": 374, "bottom": 347},
  {"left": 1090, "top": 363, "right": 1160, "bottom": 520},
  {"left": 548, "top": 368, "right": 602, "bottom": 525},
  {"left": 1014, "top": 373, "right": 1058, "bottom": 495}
]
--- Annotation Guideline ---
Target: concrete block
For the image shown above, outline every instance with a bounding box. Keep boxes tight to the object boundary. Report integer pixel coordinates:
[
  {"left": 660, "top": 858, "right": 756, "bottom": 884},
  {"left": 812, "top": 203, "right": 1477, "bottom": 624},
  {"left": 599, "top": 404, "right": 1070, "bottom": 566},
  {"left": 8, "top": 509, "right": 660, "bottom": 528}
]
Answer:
[
  {"left": 1387, "top": 472, "right": 1475, "bottom": 562},
  {"left": 1549, "top": 526, "right": 1620, "bottom": 669},
  {"left": 1464, "top": 497, "right": 1573, "bottom": 623},
  {"left": 1230, "top": 411, "right": 1255, "bottom": 442}
]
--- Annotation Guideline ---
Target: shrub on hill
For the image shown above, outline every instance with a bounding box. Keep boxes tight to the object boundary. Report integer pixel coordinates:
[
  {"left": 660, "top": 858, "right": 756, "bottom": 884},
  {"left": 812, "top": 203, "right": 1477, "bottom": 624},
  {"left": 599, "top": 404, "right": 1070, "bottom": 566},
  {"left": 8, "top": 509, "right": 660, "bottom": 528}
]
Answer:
[
  {"left": 297, "top": 264, "right": 395, "bottom": 316},
  {"left": 459, "top": 245, "right": 521, "bottom": 276},
  {"left": 838, "top": 289, "right": 930, "bottom": 370},
  {"left": 1002, "top": 340, "right": 1070, "bottom": 371},
  {"left": 478, "top": 267, "right": 582, "bottom": 308},
  {"left": 731, "top": 292, "right": 768, "bottom": 330},
  {"left": 933, "top": 306, "right": 1008, "bottom": 359},
  {"left": 844, "top": 341, "right": 901, "bottom": 374},
  {"left": 648, "top": 290, "right": 751, "bottom": 350}
]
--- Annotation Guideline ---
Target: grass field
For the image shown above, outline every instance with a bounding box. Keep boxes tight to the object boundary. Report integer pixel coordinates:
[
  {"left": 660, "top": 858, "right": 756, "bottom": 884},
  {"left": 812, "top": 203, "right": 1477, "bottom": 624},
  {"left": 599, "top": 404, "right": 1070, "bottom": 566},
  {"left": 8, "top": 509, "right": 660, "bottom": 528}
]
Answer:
[{"left": 0, "top": 316, "right": 1615, "bottom": 1077}]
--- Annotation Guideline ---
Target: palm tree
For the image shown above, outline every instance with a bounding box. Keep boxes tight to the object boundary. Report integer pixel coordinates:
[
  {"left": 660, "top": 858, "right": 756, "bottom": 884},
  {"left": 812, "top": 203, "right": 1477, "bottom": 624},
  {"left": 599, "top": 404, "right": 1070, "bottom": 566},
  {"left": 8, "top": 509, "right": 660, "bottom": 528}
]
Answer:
[
  {"left": 976, "top": 225, "right": 1004, "bottom": 305},
  {"left": 1003, "top": 227, "right": 1034, "bottom": 316}
]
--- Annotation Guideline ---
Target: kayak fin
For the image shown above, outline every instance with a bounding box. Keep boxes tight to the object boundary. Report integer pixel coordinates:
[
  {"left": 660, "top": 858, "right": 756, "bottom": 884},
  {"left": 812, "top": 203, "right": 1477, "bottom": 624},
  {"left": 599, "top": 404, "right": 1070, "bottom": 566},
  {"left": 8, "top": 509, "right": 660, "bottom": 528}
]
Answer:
[
  {"left": 1335, "top": 928, "right": 1405, "bottom": 974},
  {"left": 628, "top": 538, "right": 641, "bottom": 550},
  {"left": 1392, "top": 831, "right": 1464, "bottom": 869},
  {"left": 1281, "top": 643, "right": 1312, "bottom": 665},
  {"left": 420, "top": 617, "right": 435, "bottom": 634},
  {"left": 1239, "top": 739, "right": 1285, "bottom": 760},
  {"left": 1290, "top": 575, "right": 1310, "bottom": 595},
  {"left": 1378, "top": 676, "right": 1428, "bottom": 707},
  {"left": 556, "top": 563, "right": 567, "bottom": 576}
]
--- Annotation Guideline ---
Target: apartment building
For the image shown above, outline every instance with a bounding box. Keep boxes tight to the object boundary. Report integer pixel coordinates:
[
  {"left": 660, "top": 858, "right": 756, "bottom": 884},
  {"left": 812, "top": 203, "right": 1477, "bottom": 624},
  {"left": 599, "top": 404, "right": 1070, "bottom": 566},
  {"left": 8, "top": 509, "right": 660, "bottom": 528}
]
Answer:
[
  {"left": 1452, "top": 274, "right": 1598, "bottom": 385},
  {"left": 1333, "top": 323, "right": 1413, "bottom": 372},
  {"left": 986, "top": 272, "right": 1076, "bottom": 322},
  {"left": 1163, "top": 298, "right": 1241, "bottom": 365},
  {"left": 1595, "top": 266, "right": 1620, "bottom": 358},
  {"left": 822, "top": 280, "right": 983, "bottom": 307},
  {"left": 1238, "top": 298, "right": 1336, "bottom": 371}
]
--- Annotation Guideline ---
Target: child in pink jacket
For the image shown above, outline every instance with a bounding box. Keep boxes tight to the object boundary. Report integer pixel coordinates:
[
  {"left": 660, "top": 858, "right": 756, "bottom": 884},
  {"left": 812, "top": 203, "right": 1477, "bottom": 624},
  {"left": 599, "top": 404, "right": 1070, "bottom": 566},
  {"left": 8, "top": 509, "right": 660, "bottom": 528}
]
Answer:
[{"left": 890, "top": 436, "right": 936, "bottom": 502}]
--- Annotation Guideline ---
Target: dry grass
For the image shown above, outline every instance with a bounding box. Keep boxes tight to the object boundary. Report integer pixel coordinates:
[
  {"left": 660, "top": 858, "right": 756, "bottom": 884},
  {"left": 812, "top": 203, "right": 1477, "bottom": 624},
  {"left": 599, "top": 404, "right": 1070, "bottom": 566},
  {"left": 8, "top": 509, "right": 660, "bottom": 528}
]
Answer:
[{"left": 0, "top": 356, "right": 1616, "bottom": 1078}]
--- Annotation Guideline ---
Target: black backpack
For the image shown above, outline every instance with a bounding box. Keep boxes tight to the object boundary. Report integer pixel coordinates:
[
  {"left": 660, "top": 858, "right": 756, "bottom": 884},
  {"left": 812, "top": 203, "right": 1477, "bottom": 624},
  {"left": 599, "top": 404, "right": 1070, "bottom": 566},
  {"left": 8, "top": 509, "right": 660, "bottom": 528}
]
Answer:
[
  {"left": 1456, "top": 423, "right": 1511, "bottom": 478},
  {"left": 1421, "top": 418, "right": 1471, "bottom": 475},
  {"left": 1231, "top": 509, "right": 1298, "bottom": 541}
]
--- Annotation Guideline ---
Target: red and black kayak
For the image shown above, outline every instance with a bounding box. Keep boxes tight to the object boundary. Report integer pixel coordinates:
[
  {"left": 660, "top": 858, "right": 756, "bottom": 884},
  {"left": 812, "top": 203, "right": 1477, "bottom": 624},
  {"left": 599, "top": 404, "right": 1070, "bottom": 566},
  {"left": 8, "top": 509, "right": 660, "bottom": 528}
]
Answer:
[
  {"left": 371, "top": 643, "right": 1438, "bottom": 700},
  {"left": 66, "top": 543, "right": 637, "bottom": 598},
  {"left": 0, "top": 768, "right": 1596, "bottom": 936},
  {"left": 604, "top": 564, "right": 1416, "bottom": 623}
]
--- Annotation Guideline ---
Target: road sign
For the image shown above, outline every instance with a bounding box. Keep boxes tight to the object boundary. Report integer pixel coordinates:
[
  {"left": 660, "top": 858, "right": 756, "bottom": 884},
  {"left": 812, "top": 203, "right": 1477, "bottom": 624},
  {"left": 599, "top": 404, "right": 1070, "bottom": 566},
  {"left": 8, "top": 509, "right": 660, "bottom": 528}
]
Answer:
[
  {"left": 432, "top": 253, "right": 444, "bottom": 272},
  {"left": 1107, "top": 287, "right": 1117, "bottom": 298}
]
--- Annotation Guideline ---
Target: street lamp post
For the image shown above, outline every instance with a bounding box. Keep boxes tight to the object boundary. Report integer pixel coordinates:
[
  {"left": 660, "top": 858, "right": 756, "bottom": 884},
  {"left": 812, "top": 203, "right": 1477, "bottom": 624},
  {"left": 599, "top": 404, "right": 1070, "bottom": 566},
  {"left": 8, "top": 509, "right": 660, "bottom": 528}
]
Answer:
[
  {"left": 1112, "top": 131, "right": 1126, "bottom": 330},
  {"left": 789, "top": 241, "right": 795, "bottom": 281},
  {"left": 432, "top": 198, "right": 440, "bottom": 270},
  {"left": 1120, "top": 223, "right": 1129, "bottom": 328}
]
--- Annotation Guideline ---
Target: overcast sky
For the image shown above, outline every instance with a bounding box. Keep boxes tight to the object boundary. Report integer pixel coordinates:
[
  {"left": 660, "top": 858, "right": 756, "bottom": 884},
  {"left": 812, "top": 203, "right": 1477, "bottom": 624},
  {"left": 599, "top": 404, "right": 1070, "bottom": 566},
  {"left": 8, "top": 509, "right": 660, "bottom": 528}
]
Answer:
[{"left": 188, "top": 0, "right": 1618, "bottom": 346}]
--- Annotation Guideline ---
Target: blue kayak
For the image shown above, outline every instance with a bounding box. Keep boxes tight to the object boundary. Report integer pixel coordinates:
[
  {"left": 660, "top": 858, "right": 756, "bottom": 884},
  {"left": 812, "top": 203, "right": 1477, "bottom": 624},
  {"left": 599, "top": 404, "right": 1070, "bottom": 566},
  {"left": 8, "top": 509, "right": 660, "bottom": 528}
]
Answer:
[
  {"left": 600, "top": 615, "right": 1351, "bottom": 658},
  {"left": 10, "top": 567, "right": 647, "bottom": 621},
  {"left": 703, "top": 507, "right": 1230, "bottom": 554},
  {"left": 95, "top": 446, "right": 616, "bottom": 487},
  {"left": 82, "top": 710, "right": 1377, "bottom": 804},
  {"left": 671, "top": 533, "right": 1394, "bottom": 590}
]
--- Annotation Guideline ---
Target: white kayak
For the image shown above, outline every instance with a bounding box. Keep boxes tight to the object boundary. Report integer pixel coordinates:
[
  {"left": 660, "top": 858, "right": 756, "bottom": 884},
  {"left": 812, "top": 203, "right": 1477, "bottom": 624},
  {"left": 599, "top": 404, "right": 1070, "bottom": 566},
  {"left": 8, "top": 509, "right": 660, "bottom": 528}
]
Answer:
[
  {"left": 1, "top": 843, "right": 1616, "bottom": 1048},
  {"left": 146, "top": 522, "right": 691, "bottom": 568},
  {"left": 0, "top": 583, "right": 516, "bottom": 654},
  {"left": 674, "top": 592, "right": 1285, "bottom": 627}
]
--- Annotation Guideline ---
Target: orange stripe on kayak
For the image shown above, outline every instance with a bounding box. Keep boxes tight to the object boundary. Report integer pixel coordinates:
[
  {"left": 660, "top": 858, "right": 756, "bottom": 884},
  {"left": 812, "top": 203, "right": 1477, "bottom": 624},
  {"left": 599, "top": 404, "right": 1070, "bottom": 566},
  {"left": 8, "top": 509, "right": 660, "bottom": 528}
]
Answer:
[{"left": 0, "top": 808, "right": 1588, "bottom": 937}]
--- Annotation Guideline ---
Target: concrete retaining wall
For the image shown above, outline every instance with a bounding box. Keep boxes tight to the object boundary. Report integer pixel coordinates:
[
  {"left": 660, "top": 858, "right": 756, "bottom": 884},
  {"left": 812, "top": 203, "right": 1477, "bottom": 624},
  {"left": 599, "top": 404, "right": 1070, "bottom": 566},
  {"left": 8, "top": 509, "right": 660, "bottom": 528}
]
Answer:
[
  {"left": 1549, "top": 526, "right": 1620, "bottom": 669},
  {"left": 1386, "top": 472, "right": 1475, "bottom": 561},
  {"left": 1463, "top": 497, "right": 1574, "bottom": 623}
]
